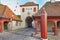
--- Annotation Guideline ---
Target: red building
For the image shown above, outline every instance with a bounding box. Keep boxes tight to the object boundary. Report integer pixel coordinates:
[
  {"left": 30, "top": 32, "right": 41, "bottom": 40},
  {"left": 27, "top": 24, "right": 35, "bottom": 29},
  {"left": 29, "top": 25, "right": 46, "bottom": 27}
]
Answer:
[
  {"left": 33, "top": 1, "right": 60, "bottom": 40},
  {"left": 0, "top": 5, "right": 22, "bottom": 32},
  {"left": 33, "top": 1, "right": 60, "bottom": 35}
]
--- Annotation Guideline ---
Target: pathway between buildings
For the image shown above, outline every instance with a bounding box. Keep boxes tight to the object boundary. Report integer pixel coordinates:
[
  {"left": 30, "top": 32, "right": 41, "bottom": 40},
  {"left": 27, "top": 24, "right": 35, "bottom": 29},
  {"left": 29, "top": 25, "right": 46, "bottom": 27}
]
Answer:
[{"left": 0, "top": 28, "right": 60, "bottom": 40}]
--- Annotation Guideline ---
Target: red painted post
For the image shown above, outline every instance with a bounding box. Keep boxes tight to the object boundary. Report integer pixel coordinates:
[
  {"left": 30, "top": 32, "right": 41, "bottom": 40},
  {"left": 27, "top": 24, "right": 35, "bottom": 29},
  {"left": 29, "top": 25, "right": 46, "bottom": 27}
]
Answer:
[
  {"left": 54, "top": 21, "right": 58, "bottom": 35},
  {"left": 0, "top": 22, "right": 3, "bottom": 32},
  {"left": 41, "top": 8, "right": 48, "bottom": 40},
  {"left": 35, "top": 21, "right": 38, "bottom": 34}
]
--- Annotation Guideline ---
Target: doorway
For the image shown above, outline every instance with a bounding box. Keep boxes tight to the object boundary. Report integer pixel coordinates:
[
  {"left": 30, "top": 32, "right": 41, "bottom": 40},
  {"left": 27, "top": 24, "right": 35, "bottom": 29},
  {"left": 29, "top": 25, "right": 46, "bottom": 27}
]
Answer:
[
  {"left": 57, "top": 21, "right": 60, "bottom": 28},
  {"left": 4, "top": 21, "right": 8, "bottom": 31},
  {"left": 25, "top": 16, "right": 33, "bottom": 28}
]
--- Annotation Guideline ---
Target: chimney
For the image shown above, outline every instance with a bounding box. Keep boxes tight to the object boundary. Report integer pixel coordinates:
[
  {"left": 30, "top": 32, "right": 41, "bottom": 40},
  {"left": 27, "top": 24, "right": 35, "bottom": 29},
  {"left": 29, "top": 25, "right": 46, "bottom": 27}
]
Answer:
[{"left": 50, "top": 0, "right": 55, "bottom": 3}]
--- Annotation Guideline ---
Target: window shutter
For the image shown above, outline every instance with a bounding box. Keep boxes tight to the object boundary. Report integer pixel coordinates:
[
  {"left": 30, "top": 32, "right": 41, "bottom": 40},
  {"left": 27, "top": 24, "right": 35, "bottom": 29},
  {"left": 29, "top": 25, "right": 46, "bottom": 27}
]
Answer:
[
  {"left": 33, "top": 7, "right": 36, "bottom": 12},
  {"left": 22, "top": 8, "right": 25, "bottom": 12}
]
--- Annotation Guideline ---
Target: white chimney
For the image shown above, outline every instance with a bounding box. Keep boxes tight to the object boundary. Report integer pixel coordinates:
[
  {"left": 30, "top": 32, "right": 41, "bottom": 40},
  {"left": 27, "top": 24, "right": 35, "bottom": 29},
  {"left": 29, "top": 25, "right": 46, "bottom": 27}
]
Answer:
[{"left": 50, "top": 0, "right": 55, "bottom": 3}]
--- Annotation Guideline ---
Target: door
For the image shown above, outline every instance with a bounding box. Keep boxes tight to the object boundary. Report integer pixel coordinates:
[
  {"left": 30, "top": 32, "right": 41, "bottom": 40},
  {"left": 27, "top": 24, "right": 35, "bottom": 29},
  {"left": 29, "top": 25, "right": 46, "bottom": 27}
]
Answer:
[{"left": 4, "top": 22, "right": 8, "bottom": 31}]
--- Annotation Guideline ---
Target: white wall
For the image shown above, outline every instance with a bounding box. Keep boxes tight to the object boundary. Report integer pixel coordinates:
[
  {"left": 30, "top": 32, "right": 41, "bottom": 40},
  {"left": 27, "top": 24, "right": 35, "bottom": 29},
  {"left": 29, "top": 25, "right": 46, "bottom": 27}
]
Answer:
[
  {"left": 8, "top": 21, "right": 22, "bottom": 30},
  {"left": 20, "top": 6, "right": 39, "bottom": 28}
]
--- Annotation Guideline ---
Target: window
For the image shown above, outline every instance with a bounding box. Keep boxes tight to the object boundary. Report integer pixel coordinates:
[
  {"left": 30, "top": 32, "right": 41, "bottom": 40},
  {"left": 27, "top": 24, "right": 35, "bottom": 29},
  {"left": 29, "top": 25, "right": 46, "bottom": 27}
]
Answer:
[
  {"left": 19, "top": 22, "right": 21, "bottom": 26},
  {"left": 26, "top": 8, "right": 32, "bottom": 10},
  {"left": 33, "top": 7, "right": 36, "bottom": 12},
  {"left": 22, "top": 8, "right": 25, "bottom": 12},
  {"left": 16, "top": 22, "right": 21, "bottom": 26},
  {"left": 16, "top": 21, "right": 18, "bottom": 26},
  {"left": 31, "top": 8, "right": 32, "bottom": 10}
]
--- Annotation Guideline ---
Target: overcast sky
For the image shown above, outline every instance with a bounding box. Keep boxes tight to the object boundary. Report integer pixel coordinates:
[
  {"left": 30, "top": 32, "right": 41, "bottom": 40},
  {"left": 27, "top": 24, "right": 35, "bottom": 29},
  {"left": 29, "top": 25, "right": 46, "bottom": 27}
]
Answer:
[{"left": 1, "top": 0, "right": 60, "bottom": 15}]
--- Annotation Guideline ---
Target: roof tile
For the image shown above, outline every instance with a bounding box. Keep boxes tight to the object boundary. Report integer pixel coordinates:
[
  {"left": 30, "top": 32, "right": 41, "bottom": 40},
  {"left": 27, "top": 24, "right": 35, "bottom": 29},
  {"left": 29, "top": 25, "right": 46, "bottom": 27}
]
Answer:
[
  {"left": 34, "top": 1, "right": 60, "bottom": 16},
  {"left": 0, "top": 5, "right": 22, "bottom": 21}
]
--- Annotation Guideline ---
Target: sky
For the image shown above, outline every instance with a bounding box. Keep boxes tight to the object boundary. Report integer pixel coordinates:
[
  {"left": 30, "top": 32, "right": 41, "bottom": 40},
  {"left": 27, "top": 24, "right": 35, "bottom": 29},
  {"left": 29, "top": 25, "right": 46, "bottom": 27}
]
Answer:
[{"left": 1, "top": 0, "right": 60, "bottom": 15}]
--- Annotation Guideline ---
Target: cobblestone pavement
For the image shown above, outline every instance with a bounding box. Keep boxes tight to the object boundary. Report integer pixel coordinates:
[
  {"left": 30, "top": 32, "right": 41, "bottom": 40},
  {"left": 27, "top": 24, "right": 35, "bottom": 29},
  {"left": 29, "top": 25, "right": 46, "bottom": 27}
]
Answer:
[
  {"left": 0, "top": 28, "right": 40, "bottom": 40},
  {"left": 0, "top": 28, "right": 60, "bottom": 40}
]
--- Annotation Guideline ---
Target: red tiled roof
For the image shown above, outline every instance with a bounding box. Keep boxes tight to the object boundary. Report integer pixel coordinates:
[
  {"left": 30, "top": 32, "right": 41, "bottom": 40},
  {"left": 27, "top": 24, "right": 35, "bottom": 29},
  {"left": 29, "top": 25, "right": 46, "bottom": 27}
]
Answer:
[
  {"left": 0, "top": 5, "right": 22, "bottom": 21},
  {"left": 20, "top": 2, "right": 39, "bottom": 7},
  {"left": 0, "top": 5, "right": 6, "bottom": 17},
  {"left": 34, "top": 1, "right": 60, "bottom": 16}
]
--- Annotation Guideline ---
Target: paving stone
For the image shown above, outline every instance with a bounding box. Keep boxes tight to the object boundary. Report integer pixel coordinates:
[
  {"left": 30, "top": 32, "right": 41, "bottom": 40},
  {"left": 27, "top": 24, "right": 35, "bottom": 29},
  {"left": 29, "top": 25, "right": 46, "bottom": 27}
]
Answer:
[{"left": 0, "top": 28, "right": 60, "bottom": 40}]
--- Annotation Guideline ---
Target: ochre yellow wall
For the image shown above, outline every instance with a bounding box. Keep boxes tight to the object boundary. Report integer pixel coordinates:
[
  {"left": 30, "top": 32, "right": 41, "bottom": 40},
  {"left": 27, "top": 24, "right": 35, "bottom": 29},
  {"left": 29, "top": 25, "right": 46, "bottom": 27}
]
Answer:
[
  {"left": 47, "top": 21, "right": 54, "bottom": 32},
  {"left": 37, "top": 21, "right": 54, "bottom": 32}
]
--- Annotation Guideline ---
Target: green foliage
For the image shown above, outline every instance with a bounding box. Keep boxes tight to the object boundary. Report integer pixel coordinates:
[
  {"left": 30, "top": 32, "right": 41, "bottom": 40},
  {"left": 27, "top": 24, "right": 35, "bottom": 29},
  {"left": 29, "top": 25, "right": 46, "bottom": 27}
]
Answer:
[
  {"left": 16, "top": 15, "right": 21, "bottom": 18},
  {"left": 0, "top": 4, "right": 3, "bottom": 6}
]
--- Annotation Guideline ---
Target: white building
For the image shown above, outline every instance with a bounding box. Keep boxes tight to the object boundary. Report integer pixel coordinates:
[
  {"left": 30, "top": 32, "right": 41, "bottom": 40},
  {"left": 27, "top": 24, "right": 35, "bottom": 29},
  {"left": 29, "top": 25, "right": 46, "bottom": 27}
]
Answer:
[{"left": 20, "top": 2, "right": 39, "bottom": 28}]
